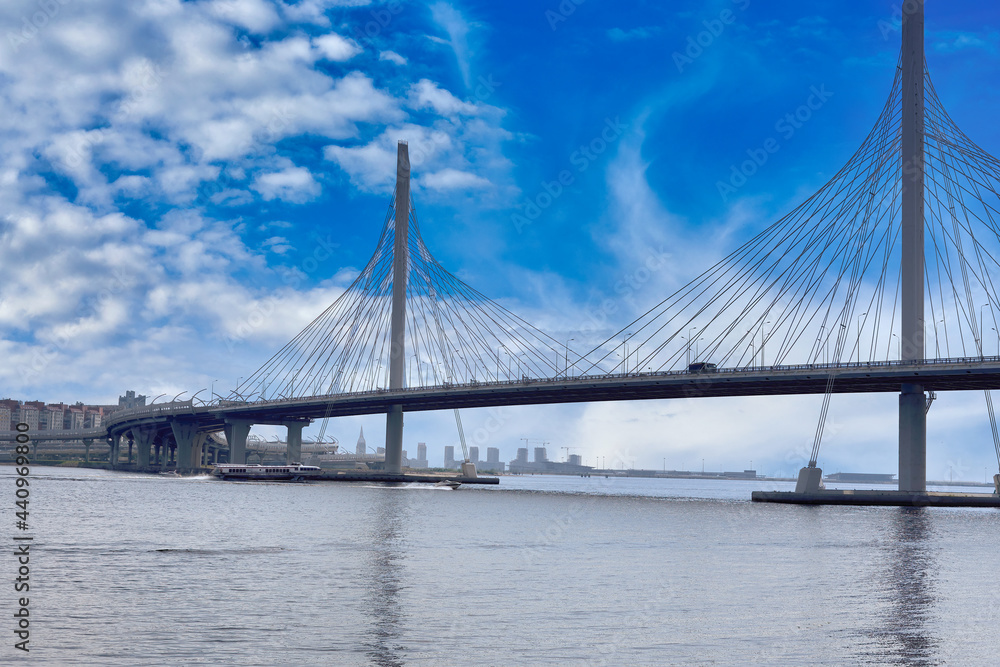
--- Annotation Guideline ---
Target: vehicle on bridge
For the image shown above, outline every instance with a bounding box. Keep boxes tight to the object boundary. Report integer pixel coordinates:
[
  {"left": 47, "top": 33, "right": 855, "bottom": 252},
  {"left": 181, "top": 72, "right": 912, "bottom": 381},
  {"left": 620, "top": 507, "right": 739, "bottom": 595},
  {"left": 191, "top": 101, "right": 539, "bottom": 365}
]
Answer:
[
  {"left": 213, "top": 463, "right": 321, "bottom": 481},
  {"left": 687, "top": 362, "right": 717, "bottom": 373}
]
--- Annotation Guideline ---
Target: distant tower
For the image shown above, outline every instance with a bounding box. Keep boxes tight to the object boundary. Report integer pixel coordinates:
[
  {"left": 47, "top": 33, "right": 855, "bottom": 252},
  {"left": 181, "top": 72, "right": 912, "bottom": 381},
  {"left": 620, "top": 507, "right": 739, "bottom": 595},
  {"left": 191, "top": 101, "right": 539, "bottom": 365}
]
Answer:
[
  {"left": 356, "top": 427, "right": 367, "bottom": 456},
  {"left": 417, "top": 442, "right": 427, "bottom": 461},
  {"left": 534, "top": 447, "right": 547, "bottom": 463},
  {"left": 469, "top": 446, "right": 480, "bottom": 463},
  {"left": 487, "top": 447, "right": 500, "bottom": 464},
  {"left": 516, "top": 448, "right": 528, "bottom": 463},
  {"left": 444, "top": 445, "right": 455, "bottom": 468}
]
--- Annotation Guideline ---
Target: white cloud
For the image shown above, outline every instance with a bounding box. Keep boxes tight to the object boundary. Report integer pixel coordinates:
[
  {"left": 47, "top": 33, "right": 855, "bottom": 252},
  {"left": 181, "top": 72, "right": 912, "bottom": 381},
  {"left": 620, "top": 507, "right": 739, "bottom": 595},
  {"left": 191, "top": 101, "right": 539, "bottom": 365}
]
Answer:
[
  {"left": 408, "top": 79, "right": 478, "bottom": 116},
  {"left": 379, "top": 50, "right": 407, "bottom": 65},
  {"left": 206, "top": 0, "right": 282, "bottom": 33},
  {"left": 252, "top": 164, "right": 322, "bottom": 203},
  {"left": 262, "top": 236, "right": 293, "bottom": 254},
  {"left": 313, "top": 33, "right": 362, "bottom": 61},
  {"left": 0, "top": 0, "right": 519, "bottom": 429},
  {"left": 420, "top": 167, "right": 490, "bottom": 191},
  {"left": 429, "top": 2, "right": 474, "bottom": 88}
]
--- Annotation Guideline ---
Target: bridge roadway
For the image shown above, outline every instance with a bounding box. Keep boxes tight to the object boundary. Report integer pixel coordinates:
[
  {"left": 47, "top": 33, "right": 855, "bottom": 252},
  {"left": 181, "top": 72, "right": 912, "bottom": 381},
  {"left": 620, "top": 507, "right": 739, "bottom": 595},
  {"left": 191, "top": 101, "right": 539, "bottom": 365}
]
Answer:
[{"left": 5, "top": 356, "right": 1000, "bottom": 467}]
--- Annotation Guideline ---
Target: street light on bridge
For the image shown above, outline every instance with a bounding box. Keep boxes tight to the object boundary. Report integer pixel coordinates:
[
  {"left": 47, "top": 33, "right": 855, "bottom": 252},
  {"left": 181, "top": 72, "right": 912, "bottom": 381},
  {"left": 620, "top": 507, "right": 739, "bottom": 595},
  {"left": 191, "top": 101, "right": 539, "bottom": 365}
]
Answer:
[
  {"left": 564, "top": 338, "right": 574, "bottom": 378},
  {"left": 981, "top": 303, "right": 991, "bottom": 357},
  {"left": 855, "top": 312, "right": 868, "bottom": 363}
]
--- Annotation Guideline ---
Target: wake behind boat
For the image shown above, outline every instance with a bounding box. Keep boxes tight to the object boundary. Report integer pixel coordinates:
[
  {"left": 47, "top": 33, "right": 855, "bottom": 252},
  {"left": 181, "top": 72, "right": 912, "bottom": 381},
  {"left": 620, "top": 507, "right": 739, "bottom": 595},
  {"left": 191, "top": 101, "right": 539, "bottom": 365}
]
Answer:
[{"left": 213, "top": 464, "right": 321, "bottom": 481}]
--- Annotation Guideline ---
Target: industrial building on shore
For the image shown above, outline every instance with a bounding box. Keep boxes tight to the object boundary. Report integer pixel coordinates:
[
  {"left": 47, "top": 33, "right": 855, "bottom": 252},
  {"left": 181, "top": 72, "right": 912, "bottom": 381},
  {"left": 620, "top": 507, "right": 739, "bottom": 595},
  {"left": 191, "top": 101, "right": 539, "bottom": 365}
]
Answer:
[{"left": 508, "top": 447, "right": 592, "bottom": 475}]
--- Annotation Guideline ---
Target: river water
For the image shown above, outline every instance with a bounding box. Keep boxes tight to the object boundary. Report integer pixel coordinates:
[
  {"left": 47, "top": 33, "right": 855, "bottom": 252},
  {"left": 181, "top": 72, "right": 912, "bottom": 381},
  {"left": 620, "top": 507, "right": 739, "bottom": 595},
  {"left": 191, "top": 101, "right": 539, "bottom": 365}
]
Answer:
[{"left": 3, "top": 466, "right": 999, "bottom": 665}]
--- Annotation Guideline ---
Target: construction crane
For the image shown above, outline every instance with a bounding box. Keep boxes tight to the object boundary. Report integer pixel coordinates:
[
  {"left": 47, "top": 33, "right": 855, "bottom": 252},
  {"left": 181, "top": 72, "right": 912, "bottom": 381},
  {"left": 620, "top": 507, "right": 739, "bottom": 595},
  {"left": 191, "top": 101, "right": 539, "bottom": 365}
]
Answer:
[{"left": 561, "top": 446, "right": 578, "bottom": 462}]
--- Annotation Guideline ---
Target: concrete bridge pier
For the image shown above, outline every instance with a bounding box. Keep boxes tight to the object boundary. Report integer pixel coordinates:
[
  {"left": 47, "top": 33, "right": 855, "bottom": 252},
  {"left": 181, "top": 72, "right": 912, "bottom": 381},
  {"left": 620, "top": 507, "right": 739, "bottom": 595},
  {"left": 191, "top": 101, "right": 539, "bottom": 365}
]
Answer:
[
  {"left": 127, "top": 436, "right": 134, "bottom": 465},
  {"left": 286, "top": 423, "right": 304, "bottom": 464},
  {"left": 109, "top": 434, "right": 121, "bottom": 468},
  {"left": 83, "top": 439, "right": 93, "bottom": 463},
  {"left": 170, "top": 421, "right": 199, "bottom": 473},
  {"left": 192, "top": 433, "right": 207, "bottom": 470},
  {"left": 899, "top": 384, "right": 927, "bottom": 492},
  {"left": 132, "top": 426, "right": 155, "bottom": 469},
  {"left": 224, "top": 419, "right": 252, "bottom": 465}
]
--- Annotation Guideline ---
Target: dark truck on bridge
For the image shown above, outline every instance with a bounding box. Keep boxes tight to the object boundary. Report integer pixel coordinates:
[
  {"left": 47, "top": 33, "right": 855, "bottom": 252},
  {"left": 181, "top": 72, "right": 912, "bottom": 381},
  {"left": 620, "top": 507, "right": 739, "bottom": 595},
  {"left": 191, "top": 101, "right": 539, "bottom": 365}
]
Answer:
[{"left": 687, "top": 362, "right": 717, "bottom": 373}]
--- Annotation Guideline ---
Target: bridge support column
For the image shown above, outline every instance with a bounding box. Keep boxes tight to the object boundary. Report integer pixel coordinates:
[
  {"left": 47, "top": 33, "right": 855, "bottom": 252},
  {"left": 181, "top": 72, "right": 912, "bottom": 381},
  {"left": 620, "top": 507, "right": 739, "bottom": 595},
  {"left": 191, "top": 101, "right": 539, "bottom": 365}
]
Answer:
[
  {"left": 170, "top": 421, "right": 199, "bottom": 473},
  {"left": 127, "top": 437, "right": 134, "bottom": 465},
  {"left": 224, "top": 420, "right": 252, "bottom": 465},
  {"left": 385, "top": 406, "right": 403, "bottom": 473},
  {"left": 899, "top": 384, "right": 927, "bottom": 492},
  {"left": 899, "top": 0, "right": 926, "bottom": 492},
  {"left": 192, "top": 434, "right": 207, "bottom": 470},
  {"left": 384, "top": 140, "right": 410, "bottom": 475},
  {"left": 109, "top": 434, "right": 120, "bottom": 468},
  {"left": 131, "top": 426, "right": 155, "bottom": 470},
  {"left": 83, "top": 439, "right": 92, "bottom": 463},
  {"left": 286, "top": 423, "right": 304, "bottom": 464}
]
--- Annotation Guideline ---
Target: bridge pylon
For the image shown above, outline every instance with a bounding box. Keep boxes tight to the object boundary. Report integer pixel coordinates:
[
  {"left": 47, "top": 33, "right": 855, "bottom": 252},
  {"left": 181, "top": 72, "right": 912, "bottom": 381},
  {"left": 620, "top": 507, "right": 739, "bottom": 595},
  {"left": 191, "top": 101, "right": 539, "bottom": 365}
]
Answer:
[
  {"left": 384, "top": 140, "right": 410, "bottom": 474},
  {"left": 898, "top": 1, "right": 926, "bottom": 492}
]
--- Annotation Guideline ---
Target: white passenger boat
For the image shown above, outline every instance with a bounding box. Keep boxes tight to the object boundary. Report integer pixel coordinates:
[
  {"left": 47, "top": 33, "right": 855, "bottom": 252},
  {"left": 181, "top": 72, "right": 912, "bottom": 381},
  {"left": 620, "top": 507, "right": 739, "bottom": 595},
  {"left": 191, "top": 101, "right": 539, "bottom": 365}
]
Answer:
[
  {"left": 434, "top": 480, "right": 462, "bottom": 489},
  {"left": 213, "top": 463, "right": 321, "bottom": 481}
]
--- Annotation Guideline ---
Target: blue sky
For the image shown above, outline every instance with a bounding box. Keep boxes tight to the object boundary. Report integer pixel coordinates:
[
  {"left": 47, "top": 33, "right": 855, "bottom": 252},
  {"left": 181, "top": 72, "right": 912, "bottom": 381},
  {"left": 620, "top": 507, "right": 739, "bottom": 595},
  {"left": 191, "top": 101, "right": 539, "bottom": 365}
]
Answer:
[{"left": 3, "top": 0, "right": 1000, "bottom": 479}]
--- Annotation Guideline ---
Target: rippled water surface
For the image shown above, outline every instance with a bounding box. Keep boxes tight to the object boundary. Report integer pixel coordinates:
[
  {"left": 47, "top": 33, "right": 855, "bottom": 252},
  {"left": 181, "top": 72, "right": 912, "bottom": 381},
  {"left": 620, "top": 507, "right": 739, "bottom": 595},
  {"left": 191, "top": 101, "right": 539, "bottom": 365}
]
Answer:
[{"left": 4, "top": 467, "right": 1000, "bottom": 665}]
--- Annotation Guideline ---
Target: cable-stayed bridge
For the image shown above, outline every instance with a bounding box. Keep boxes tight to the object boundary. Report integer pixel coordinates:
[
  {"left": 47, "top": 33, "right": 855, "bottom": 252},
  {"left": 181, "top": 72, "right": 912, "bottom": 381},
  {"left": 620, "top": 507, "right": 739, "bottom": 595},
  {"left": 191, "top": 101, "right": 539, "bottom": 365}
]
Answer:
[{"left": 6, "top": 4, "right": 1000, "bottom": 492}]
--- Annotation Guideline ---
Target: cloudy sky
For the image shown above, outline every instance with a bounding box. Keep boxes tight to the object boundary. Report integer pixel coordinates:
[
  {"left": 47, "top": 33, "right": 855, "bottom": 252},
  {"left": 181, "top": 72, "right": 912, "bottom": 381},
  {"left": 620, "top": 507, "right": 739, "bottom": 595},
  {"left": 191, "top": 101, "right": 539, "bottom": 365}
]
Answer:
[{"left": 3, "top": 0, "right": 1000, "bottom": 480}]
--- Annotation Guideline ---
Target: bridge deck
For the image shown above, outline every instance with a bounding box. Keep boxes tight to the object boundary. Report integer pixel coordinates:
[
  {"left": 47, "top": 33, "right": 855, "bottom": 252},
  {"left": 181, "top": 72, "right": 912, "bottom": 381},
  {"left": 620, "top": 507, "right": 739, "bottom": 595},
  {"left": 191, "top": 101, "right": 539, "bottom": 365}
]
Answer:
[{"left": 5, "top": 357, "right": 1000, "bottom": 442}]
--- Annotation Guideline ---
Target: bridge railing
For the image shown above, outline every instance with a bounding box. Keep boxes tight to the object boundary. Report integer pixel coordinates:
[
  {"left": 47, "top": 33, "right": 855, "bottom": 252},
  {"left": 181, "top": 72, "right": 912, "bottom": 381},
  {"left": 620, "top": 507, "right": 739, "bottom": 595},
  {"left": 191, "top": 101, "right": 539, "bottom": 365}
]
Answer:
[
  {"left": 90, "top": 355, "right": 1000, "bottom": 421},
  {"left": 214, "top": 354, "right": 1000, "bottom": 405}
]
